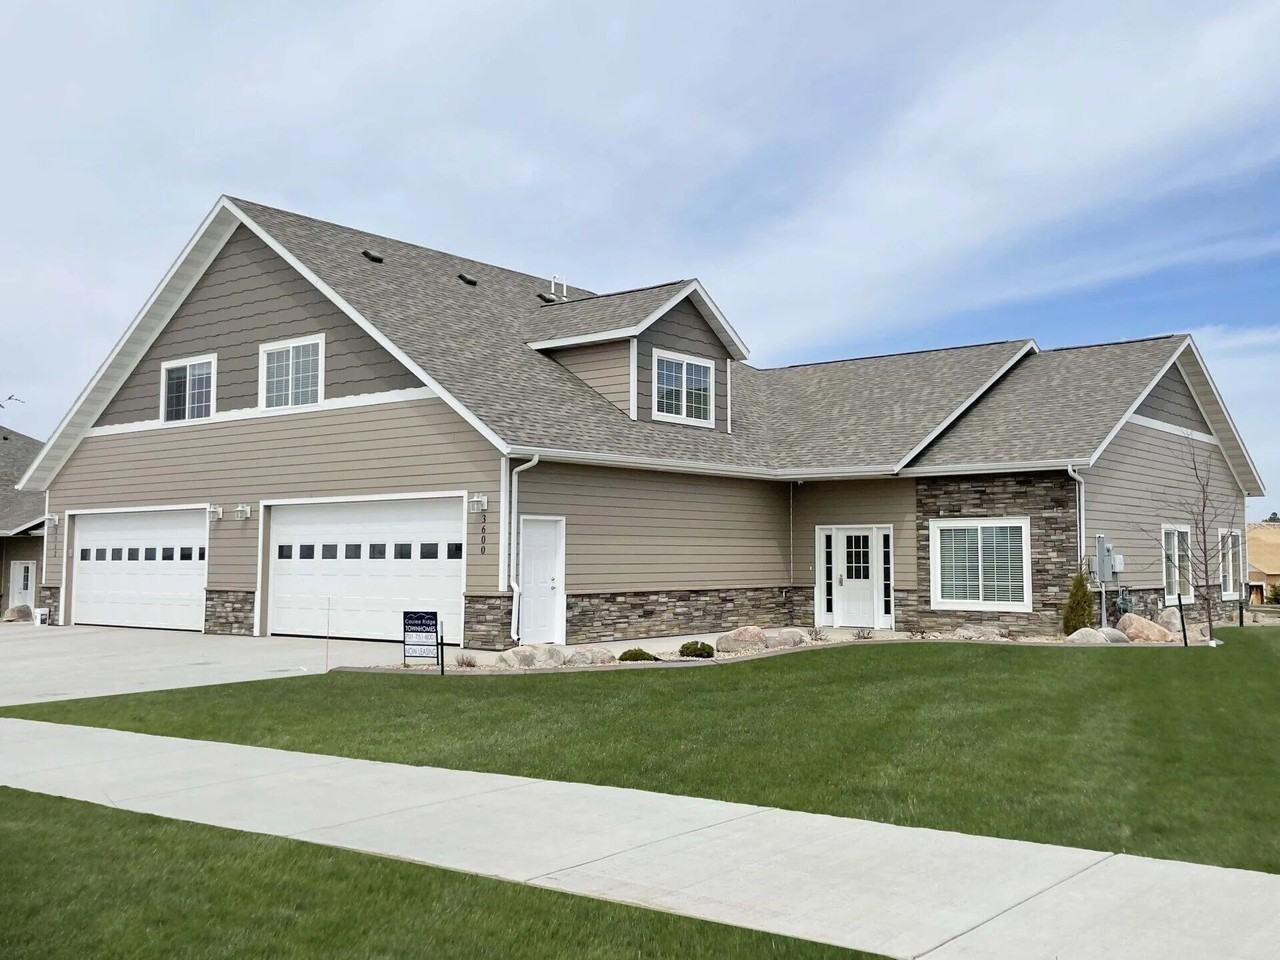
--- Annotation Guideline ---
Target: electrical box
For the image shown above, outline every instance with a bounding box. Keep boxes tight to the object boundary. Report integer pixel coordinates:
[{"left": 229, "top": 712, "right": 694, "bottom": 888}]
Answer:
[
  {"left": 1095, "top": 535, "right": 1113, "bottom": 582},
  {"left": 1112, "top": 553, "right": 1126, "bottom": 574}
]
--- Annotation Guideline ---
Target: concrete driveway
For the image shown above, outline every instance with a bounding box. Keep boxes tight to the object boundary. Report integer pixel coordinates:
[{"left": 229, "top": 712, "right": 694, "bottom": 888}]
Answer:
[{"left": 0, "top": 622, "right": 402, "bottom": 706}]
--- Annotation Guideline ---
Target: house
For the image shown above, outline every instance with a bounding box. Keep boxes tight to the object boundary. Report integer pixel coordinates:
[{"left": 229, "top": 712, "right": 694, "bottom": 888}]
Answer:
[
  {"left": 1247, "top": 523, "right": 1280, "bottom": 604},
  {"left": 1, "top": 427, "right": 46, "bottom": 613},
  {"left": 17, "top": 197, "right": 1266, "bottom": 647}
]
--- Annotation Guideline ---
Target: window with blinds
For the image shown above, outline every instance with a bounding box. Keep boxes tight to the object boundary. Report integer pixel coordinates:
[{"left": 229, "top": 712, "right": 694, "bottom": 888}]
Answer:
[{"left": 931, "top": 518, "right": 1031, "bottom": 611}]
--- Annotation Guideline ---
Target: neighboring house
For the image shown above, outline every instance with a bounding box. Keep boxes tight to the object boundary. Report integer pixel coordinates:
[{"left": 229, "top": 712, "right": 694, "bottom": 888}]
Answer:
[
  {"left": 1, "top": 427, "right": 46, "bottom": 612},
  {"left": 1247, "top": 523, "right": 1280, "bottom": 604},
  {"left": 17, "top": 197, "right": 1267, "bottom": 647}
]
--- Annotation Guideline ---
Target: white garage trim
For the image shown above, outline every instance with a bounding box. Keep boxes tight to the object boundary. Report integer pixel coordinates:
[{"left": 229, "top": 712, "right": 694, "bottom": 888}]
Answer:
[
  {"left": 260, "top": 491, "right": 468, "bottom": 645},
  {"left": 66, "top": 503, "right": 212, "bottom": 630}
]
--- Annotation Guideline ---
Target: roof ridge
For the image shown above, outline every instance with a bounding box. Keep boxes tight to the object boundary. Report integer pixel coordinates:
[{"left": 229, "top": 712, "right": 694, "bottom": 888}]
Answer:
[
  {"left": 542, "top": 279, "right": 692, "bottom": 308},
  {"left": 1041, "top": 333, "right": 1187, "bottom": 353},
  {"left": 225, "top": 195, "right": 596, "bottom": 297},
  {"left": 751, "top": 338, "right": 1031, "bottom": 372}
]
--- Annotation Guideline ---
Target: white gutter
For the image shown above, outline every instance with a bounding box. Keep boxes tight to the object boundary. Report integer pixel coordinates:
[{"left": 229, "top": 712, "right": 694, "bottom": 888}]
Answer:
[{"left": 507, "top": 455, "right": 540, "bottom": 644}]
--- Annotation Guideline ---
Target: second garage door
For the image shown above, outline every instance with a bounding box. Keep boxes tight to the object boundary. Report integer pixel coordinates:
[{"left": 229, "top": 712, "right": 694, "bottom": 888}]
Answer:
[{"left": 268, "top": 497, "right": 465, "bottom": 643}]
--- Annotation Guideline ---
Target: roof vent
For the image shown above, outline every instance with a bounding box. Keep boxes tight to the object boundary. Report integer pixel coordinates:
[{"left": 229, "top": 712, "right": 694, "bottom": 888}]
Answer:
[
  {"left": 457, "top": 272, "right": 478, "bottom": 286},
  {"left": 537, "top": 292, "right": 558, "bottom": 304},
  {"left": 361, "top": 249, "right": 384, "bottom": 263}
]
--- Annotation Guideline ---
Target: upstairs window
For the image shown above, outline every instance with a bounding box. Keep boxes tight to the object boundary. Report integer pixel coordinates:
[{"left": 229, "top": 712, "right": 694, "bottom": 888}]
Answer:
[
  {"left": 259, "top": 334, "right": 324, "bottom": 409},
  {"left": 652, "top": 348, "right": 714, "bottom": 427},
  {"left": 930, "top": 518, "right": 1031, "bottom": 613},
  {"left": 162, "top": 355, "right": 215, "bottom": 422}
]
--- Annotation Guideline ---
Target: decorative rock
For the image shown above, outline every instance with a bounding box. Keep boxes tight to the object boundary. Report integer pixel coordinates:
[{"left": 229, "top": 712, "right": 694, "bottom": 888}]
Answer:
[
  {"left": 766, "top": 629, "right": 805, "bottom": 649},
  {"left": 527, "top": 644, "right": 566, "bottom": 666},
  {"left": 1065, "top": 627, "right": 1106, "bottom": 644},
  {"left": 586, "top": 648, "right": 616, "bottom": 665},
  {"left": 506, "top": 646, "right": 538, "bottom": 667},
  {"left": 1116, "top": 612, "right": 1175, "bottom": 644},
  {"left": 1155, "top": 608, "right": 1183, "bottom": 633},
  {"left": 564, "top": 650, "right": 592, "bottom": 667},
  {"left": 961, "top": 623, "right": 1007, "bottom": 640},
  {"left": 717, "top": 625, "right": 767, "bottom": 653},
  {"left": 1, "top": 604, "right": 32, "bottom": 622},
  {"left": 1100, "top": 627, "right": 1129, "bottom": 644}
]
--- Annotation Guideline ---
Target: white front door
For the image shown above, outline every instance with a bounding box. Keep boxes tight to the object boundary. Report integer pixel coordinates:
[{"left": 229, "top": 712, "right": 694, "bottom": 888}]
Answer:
[
  {"left": 72, "top": 509, "right": 208, "bottom": 630},
  {"left": 519, "top": 516, "right": 565, "bottom": 645},
  {"left": 835, "top": 529, "right": 876, "bottom": 627},
  {"left": 268, "top": 497, "right": 465, "bottom": 643},
  {"left": 8, "top": 562, "right": 35, "bottom": 609}
]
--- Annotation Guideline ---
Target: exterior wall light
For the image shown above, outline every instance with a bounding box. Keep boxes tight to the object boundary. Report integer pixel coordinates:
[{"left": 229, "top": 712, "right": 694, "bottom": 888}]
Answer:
[
  {"left": 468, "top": 494, "right": 488, "bottom": 514},
  {"left": 208, "top": 505, "right": 223, "bottom": 521},
  {"left": 233, "top": 503, "right": 253, "bottom": 521}
]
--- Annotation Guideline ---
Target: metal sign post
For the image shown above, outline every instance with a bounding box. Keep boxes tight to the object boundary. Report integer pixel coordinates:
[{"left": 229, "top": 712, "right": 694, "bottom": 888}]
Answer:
[{"left": 403, "top": 610, "right": 444, "bottom": 676}]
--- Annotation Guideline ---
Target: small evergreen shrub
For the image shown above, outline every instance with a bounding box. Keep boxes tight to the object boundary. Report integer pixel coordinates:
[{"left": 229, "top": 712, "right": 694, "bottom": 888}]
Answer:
[
  {"left": 1269, "top": 584, "right": 1280, "bottom": 606},
  {"left": 678, "top": 640, "right": 714, "bottom": 658},
  {"left": 1061, "top": 571, "right": 1093, "bottom": 634},
  {"left": 619, "top": 648, "right": 657, "bottom": 662}
]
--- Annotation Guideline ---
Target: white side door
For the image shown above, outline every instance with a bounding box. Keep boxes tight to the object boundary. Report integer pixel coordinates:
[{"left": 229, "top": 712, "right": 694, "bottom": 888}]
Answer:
[
  {"left": 8, "top": 562, "right": 35, "bottom": 609},
  {"left": 519, "top": 516, "right": 565, "bottom": 645},
  {"left": 834, "top": 529, "right": 876, "bottom": 628}
]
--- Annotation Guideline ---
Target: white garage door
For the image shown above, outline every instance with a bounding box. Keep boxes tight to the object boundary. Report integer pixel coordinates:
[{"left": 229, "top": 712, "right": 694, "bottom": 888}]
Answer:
[
  {"left": 73, "top": 509, "right": 208, "bottom": 630},
  {"left": 268, "top": 497, "right": 465, "bottom": 643}
]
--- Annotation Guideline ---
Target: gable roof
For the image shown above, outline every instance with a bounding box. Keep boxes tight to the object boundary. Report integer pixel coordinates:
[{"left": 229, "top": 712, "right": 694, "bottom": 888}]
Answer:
[
  {"left": 522, "top": 279, "right": 749, "bottom": 360},
  {"left": 18, "top": 197, "right": 1267, "bottom": 493},
  {"left": 1247, "top": 523, "right": 1280, "bottom": 576},
  {"left": 0, "top": 426, "right": 45, "bottom": 535}
]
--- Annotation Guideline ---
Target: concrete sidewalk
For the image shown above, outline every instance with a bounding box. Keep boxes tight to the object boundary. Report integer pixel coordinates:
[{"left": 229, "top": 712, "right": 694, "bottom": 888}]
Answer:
[{"left": 1, "top": 719, "right": 1275, "bottom": 959}]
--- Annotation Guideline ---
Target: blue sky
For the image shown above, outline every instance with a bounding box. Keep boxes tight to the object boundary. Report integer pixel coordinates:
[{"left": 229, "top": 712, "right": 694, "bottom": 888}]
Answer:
[{"left": 2, "top": 0, "right": 1278, "bottom": 517}]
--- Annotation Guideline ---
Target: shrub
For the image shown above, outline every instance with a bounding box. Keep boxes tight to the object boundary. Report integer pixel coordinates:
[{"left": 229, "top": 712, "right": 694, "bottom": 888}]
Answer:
[
  {"left": 678, "top": 640, "right": 714, "bottom": 658},
  {"left": 1061, "top": 571, "right": 1093, "bottom": 634},
  {"left": 453, "top": 652, "right": 478, "bottom": 669},
  {"left": 1269, "top": 584, "right": 1280, "bottom": 606},
  {"left": 618, "top": 648, "right": 657, "bottom": 662}
]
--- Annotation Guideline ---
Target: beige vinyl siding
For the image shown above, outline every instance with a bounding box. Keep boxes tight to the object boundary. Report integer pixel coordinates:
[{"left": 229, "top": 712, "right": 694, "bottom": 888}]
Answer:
[
  {"left": 97, "top": 226, "right": 419, "bottom": 426},
  {"left": 636, "top": 299, "right": 731, "bottom": 432},
  {"left": 1, "top": 535, "right": 42, "bottom": 606},
  {"left": 1084, "top": 420, "right": 1244, "bottom": 591},
  {"left": 47, "top": 398, "right": 500, "bottom": 597},
  {"left": 549, "top": 340, "right": 631, "bottom": 413},
  {"left": 790, "top": 479, "right": 918, "bottom": 591},
  {"left": 1135, "top": 366, "right": 1210, "bottom": 432},
  {"left": 517, "top": 462, "right": 789, "bottom": 592}
]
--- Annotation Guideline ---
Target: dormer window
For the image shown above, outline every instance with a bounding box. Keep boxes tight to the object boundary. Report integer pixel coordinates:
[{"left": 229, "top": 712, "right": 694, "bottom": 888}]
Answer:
[
  {"left": 259, "top": 334, "right": 325, "bottom": 409},
  {"left": 653, "top": 348, "right": 714, "bottom": 427},
  {"left": 162, "top": 354, "right": 216, "bottom": 422}
]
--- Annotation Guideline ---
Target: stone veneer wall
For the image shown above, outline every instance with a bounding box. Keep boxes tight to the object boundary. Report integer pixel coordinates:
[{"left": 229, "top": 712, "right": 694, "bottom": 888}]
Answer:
[
  {"left": 464, "top": 594, "right": 514, "bottom": 650},
  {"left": 565, "top": 586, "right": 797, "bottom": 645},
  {"left": 38, "top": 585, "right": 60, "bottom": 625},
  {"left": 1102, "top": 585, "right": 1248, "bottom": 630},
  {"left": 908, "top": 473, "right": 1078, "bottom": 636},
  {"left": 204, "top": 589, "right": 255, "bottom": 635}
]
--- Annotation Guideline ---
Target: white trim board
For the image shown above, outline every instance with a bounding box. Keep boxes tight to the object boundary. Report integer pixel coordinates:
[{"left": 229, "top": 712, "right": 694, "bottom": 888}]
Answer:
[
  {"left": 1127, "top": 414, "right": 1219, "bottom": 446},
  {"left": 86, "top": 387, "right": 437, "bottom": 437}
]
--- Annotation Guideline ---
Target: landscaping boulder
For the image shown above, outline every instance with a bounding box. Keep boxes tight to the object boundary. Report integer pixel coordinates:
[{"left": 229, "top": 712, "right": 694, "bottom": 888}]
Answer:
[
  {"left": 565, "top": 650, "right": 592, "bottom": 667},
  {"left": 1, "top": 604, "right": 32, "bottom": 623},
  {"left": 766, "top": 628, "right": 805, "bottom": 649},
  {"left": 1155, "top": 608, "right": 1183, "bottom": 634},
  {"left": 1065, "top": 627, "right": 1106, "bottom": 644},
  {"left": 531, "top": 644, "right": 567, "bottom": 666},
  {"left": 501, "top": 646, "right": 538, "bottom": 668},
  {"left": 1116, "top": 613, "right": 1174, "bottom": 644},
  {"left": 586, "top": 647, "right": 616, "bottom": 665},
  {"left": 1100, "top": 627, "right": 1129, "bottom": 644},
  {"left": 717, "top": 625, "right": 766, "bottom": 653}
]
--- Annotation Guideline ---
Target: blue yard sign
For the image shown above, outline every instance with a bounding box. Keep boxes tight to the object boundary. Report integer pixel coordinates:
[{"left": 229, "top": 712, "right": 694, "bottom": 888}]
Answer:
[{"left": 403, "top": 611, "right": 443, "bottom": 674}]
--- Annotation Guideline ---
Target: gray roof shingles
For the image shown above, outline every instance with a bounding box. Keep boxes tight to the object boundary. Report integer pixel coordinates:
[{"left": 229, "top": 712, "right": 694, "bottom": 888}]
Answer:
[
  {"left": 230, "top": 199, "right": 1183, "bottom": 476},
  {"left": 0, "top": 427, "right": 45, "bottom": 532}
]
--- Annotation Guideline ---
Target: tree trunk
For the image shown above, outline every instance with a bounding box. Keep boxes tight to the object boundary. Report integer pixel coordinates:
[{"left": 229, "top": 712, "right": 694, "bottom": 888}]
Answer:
[{"left": 1202, "top": 594, "right": 1215, "bottom": 645}]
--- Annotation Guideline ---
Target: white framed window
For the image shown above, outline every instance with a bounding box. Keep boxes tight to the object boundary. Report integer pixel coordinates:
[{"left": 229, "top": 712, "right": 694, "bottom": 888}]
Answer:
[
  {"left": 1162, "top": 523, "right": 1194, "bottom": 605},
  {"left": 160, "top": 354, "right": 216, "bottom": 422},
  {"left": 259, "top": 334, "right": 325, "bottom": 409},
  {"left": 652, "top": 348, "right": 715, "bottom": 427},
  {"left": 1219, "top": 528, "right": 1243, "bottom": 601},
  {"left": 929, "top": 517, "right": 1032, "bottom": 613}
]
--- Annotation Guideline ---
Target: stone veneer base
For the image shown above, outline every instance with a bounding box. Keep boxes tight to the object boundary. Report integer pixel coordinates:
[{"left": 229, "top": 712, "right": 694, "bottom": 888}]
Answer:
[
  {"left": 1102, "top": 585, "right": 1248, "bottom": 632},
  {"left": 566, "top": 586, "right": 800, "bottom": 645},
  {"left": 464, "top": 594, "right": 515, "bottom": 650},
  {"left": 38, "top": 585, "right": 60, "bottom": 625},
  {"left": 204, "top": 589, "right": 256, "bottom": 636}
]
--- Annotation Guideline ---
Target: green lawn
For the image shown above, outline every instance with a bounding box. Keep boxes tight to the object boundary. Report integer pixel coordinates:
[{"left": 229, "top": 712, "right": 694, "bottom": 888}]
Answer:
[
  {"left": 0, "top": 788, "right": 869, "bottom": 960},
  {"left": 6, "top": 628, "right": 1279, "bottom": 874}
]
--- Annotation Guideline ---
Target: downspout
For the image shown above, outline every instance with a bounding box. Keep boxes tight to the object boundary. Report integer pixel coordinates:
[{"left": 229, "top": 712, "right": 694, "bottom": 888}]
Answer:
[
  {"left": 1066, "top": 465, "right": 1085, "bottom": 566},
  {"left": 508, "top": 455, "right": 540, "bottom": 644}
]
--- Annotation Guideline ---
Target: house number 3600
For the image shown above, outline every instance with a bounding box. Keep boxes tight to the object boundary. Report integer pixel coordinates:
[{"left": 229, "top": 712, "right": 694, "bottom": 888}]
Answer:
[{"left": 479, "top": 513, "right": 486, "bottom": 554}]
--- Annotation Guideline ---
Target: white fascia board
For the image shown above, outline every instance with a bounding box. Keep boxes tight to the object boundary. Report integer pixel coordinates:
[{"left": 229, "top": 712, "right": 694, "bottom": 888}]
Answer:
[
  {"left": 223, "top": 198, "right": 511, "bottom": 456},
  {"left": 18, "top": 200, "right": 241, "bottom": 491},
  {"left": 1179, "top": 337, "right": 1266, "bottom": 496},
  {"left": 892, "top": 340, "right": 1039, "bottom": 473},
  {"left": 899, "top": 458, "right": 1088, "bottom": 477},
  {"left": 525, "top": 280, "right": 750, "bottom": 361},
  {"left": 1085, "top": 338, "right": 1190, "bottom": 472},
  {"left": 505, "top": 445, "right": 899, "bottom": 481}
]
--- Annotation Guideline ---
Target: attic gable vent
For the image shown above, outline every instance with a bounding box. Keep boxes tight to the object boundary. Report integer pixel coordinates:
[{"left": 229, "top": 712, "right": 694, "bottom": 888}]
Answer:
[
  {"left": 457, "top": 272, "right": 478, "bottom": 286},
  {"left": 361, "top": 249, "right": 384, "bottom": 263}
]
